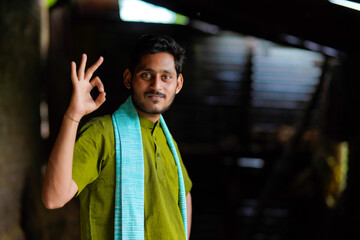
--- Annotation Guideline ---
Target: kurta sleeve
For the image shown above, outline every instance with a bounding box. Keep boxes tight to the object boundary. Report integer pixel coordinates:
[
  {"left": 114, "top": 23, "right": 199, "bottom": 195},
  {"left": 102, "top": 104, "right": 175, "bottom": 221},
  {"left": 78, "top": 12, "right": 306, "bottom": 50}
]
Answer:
[
  {"left": 72, "top": 115, "right": 112, "bottom": 195},
  {"left": 174, "top": 141, "right": 193, "bottom": 195}
]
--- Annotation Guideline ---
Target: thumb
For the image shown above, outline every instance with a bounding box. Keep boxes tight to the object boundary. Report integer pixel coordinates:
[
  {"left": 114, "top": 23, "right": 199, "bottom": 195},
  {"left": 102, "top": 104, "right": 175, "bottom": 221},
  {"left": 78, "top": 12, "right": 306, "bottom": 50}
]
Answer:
[{"left": 94, "top": 92, "right": 106, "bottom": 109}]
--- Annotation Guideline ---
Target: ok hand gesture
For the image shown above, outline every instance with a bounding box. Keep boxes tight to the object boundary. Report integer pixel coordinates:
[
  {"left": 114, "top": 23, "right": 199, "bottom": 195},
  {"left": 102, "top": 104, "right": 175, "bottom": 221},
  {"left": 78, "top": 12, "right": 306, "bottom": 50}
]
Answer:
[{"left": 66, "top": 54, "right": 106, "bottom": 121}]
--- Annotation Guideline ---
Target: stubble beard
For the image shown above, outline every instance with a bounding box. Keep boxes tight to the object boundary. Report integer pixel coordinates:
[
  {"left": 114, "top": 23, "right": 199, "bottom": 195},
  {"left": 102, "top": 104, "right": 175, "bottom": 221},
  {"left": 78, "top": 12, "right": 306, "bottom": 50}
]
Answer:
[{"left": 131, "top": 88, "right": 176, "bottom": 115}]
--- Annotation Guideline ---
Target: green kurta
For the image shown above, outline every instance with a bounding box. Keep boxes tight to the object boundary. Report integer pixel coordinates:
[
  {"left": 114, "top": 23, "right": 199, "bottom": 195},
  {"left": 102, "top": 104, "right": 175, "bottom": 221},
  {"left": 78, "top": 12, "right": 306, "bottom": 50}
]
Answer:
[{"left": 72, "top": 114, "right": 192, "bottom": 240}]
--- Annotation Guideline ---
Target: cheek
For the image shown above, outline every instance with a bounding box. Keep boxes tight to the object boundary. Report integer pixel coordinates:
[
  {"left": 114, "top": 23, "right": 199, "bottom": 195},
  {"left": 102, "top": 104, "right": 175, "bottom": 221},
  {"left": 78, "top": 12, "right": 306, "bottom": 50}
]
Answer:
[
  {"left": 166, "top": 81, "right": 178, "bottom": 90},
  {"left": 131, "top": 80, "right": 145, "bottom": 91}
]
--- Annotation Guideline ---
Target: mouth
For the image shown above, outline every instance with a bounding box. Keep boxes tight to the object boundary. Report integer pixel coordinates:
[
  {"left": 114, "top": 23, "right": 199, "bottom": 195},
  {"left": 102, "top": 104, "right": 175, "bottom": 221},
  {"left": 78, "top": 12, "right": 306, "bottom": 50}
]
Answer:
[{"left": 144, "top": 91, "right": 166, "bottom": 100}]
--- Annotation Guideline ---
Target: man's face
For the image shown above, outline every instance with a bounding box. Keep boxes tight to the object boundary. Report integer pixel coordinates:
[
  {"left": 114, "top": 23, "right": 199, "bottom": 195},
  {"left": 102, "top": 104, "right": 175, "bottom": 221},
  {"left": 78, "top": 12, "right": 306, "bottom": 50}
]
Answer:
[{"left": 124, "top": 52, "right": 183, "bottom": 120}]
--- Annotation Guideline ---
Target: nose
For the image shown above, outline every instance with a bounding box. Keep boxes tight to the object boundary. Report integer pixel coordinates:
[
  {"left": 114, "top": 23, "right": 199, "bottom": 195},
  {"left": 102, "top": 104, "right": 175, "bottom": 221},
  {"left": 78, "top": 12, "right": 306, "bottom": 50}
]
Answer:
[{"left": 150, "top": 75, "right": 162, "bottom": 90}]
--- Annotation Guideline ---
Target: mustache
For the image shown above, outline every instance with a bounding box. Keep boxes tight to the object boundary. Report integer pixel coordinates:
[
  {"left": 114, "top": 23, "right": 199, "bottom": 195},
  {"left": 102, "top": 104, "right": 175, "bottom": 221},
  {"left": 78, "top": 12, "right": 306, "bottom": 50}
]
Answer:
[{"left": 144, "top": 90, "right": 166, "bottom": 98}]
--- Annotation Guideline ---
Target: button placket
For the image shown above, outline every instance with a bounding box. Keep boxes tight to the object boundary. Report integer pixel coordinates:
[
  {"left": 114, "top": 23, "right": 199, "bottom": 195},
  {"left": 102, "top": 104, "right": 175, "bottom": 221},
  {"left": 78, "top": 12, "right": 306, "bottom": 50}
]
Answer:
[{"left": 153, "top": 133, "right": 164, "bottom": 180}]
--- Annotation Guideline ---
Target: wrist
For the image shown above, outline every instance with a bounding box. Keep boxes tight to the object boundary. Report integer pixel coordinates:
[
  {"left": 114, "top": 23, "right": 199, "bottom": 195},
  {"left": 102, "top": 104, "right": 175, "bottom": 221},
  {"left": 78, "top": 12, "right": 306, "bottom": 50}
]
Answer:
[
  {"left": 64, "top": 112, "right": 80, "bottom": 123},
  {"left": 65, "top": 106, "right": 84, "bottom": 122}
]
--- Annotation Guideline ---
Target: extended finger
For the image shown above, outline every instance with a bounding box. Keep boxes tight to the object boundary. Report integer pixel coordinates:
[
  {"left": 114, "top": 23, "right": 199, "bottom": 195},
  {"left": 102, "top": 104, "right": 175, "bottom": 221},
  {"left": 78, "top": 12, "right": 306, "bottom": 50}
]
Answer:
[
  {"left": 85, "top": 56, "right": 104, "bottom": 81},
  {"left": 78, "top": 53, "right": 87, "bottom": 80},
  {"left": 90, "top": 76, "right": 105, "bottom": 92},
  {"left": 71, "top": 61, "right": 78, "bottom": 85}
]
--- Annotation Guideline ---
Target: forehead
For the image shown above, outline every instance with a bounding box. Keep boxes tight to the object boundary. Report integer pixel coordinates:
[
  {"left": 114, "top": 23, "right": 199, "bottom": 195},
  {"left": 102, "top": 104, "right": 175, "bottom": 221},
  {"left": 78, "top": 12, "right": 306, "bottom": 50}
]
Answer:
[{"left": 135, "top": 53, "right": 176, "bottom": 73}]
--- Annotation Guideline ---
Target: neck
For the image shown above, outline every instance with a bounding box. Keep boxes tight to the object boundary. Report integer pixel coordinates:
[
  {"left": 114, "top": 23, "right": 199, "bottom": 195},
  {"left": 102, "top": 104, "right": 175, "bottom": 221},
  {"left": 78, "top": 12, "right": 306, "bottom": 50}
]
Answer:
[{"left": 135, "top": 108, "right": 160, "bottom": 123}]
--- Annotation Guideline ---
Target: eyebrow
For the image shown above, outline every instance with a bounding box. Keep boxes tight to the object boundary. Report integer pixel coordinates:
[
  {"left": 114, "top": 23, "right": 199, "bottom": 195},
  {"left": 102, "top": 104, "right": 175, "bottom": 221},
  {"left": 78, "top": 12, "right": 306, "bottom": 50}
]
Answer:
[{"left": 138, "top": 68, "right": 176, "bottom": 75}]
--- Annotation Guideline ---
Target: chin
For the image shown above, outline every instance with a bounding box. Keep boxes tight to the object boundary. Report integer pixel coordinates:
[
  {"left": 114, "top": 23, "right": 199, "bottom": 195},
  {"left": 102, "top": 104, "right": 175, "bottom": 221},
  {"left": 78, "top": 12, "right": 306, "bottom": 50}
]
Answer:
[
  {"left": 146, "top": 107, "right": 164, "bottom": 115},
  {"left": 147, "top": 104, "right": 172, "bottom": 114},
  {"left": 132, "top": 95, "right": 174, "bottom": 115}
]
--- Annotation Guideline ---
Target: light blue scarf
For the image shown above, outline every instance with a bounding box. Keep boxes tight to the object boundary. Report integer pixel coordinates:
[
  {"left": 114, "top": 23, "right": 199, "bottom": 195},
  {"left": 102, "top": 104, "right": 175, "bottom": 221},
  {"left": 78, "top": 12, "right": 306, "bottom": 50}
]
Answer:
[{"left": 112, "top": 97, "right": 187, "bottom": 240}]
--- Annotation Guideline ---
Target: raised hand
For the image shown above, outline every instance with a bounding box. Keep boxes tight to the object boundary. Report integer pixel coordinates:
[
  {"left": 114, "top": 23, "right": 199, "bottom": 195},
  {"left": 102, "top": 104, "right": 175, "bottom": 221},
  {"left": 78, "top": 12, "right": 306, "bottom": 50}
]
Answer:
[{"left": 66, "top": 54, "right": 106, "bottom": 121}]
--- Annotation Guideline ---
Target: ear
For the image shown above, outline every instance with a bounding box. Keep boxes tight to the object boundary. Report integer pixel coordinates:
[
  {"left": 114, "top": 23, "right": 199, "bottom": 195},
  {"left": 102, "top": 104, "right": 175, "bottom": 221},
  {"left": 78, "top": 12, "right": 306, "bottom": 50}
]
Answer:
[
  {"left": 123, "top": 69, "right": 132, "bottom": 89},
  {"left": 175, "top": 74, "right": 184, "bottom": 94}
]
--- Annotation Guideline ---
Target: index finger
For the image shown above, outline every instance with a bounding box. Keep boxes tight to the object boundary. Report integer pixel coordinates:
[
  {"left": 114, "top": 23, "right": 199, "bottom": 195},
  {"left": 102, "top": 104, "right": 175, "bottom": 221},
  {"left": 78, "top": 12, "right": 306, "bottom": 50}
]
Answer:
[{"left": 84, "top": 56, "right": 104, "bottom": 81}]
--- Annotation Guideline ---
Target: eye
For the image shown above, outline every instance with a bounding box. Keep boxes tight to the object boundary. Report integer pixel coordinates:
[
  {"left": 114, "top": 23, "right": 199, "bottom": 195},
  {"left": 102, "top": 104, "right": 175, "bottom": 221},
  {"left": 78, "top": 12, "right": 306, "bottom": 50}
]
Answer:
[
  {"left": 162, "top": 74, "right": 172, "bottom": 81},
  {"left": 141, "top": 72, "right": 152, "bottom": 80}
]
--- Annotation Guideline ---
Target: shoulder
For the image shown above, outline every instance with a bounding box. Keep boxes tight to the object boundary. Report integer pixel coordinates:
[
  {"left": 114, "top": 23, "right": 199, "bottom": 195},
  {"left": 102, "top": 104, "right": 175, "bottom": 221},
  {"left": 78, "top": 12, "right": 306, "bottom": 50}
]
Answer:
[
  {"left": 75, "top": 115, "right": 115, "bottom": 162},
  {"left": 77, "top": 114, "right": 114, "bottom": 138}
]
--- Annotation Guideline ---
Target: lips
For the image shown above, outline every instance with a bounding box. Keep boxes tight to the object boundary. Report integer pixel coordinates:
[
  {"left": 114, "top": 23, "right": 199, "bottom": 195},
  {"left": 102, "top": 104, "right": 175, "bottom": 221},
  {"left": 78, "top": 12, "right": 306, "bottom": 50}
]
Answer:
[{"left": 144, "top": 91, "right": 166, "bottom": 99}]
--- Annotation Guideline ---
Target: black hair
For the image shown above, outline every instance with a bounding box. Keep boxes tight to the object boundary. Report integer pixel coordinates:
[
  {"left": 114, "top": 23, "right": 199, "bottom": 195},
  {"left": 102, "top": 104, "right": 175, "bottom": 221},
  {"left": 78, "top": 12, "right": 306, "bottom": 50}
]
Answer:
[{"left": 128, "top": 34, "right": 185, "bottom": 76}]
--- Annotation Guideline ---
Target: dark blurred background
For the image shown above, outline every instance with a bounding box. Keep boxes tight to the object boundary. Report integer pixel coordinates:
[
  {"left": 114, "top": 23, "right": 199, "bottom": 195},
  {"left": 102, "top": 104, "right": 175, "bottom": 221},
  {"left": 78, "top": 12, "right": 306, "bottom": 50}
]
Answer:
[{"left": 2, "top": 0, "right": 360, "bottom": 239}]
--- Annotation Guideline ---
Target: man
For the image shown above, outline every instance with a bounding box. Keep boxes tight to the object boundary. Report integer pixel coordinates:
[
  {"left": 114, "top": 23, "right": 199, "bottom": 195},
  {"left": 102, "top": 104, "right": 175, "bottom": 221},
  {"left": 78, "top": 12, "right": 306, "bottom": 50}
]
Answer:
[{"left": 42, "top": 34, "right": 192, "bottom": 240}]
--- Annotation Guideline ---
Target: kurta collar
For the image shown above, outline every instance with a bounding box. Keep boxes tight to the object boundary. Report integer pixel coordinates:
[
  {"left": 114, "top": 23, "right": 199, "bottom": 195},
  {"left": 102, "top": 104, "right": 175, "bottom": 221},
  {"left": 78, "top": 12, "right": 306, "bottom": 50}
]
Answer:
[{"left": 138, "top": 114, "right": 161, "bottom": 135}]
